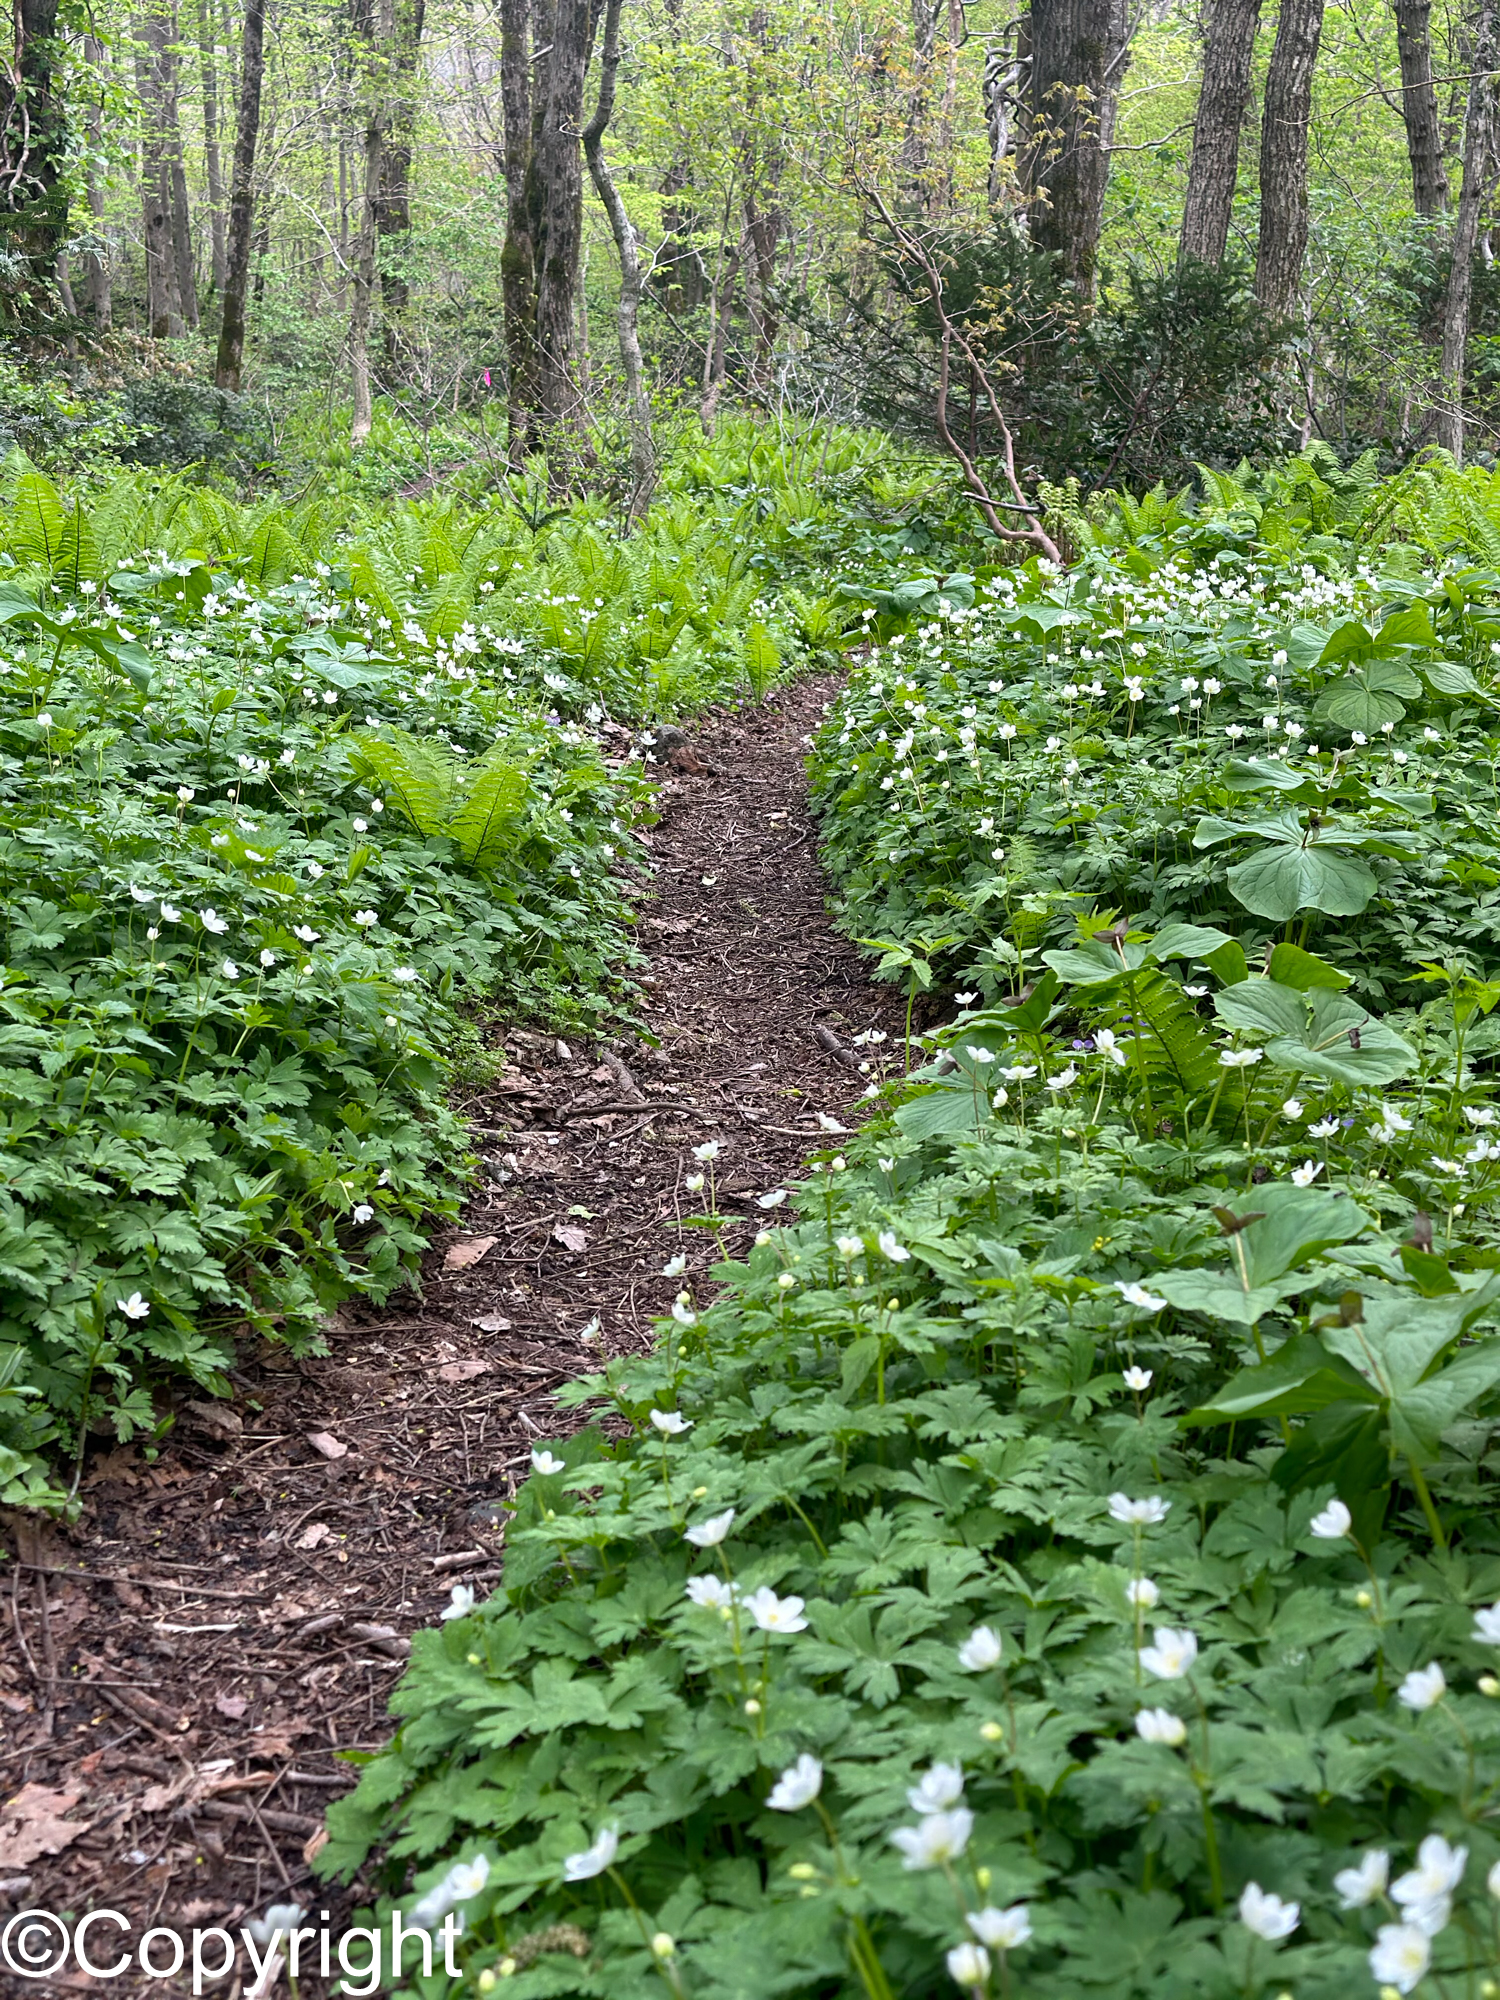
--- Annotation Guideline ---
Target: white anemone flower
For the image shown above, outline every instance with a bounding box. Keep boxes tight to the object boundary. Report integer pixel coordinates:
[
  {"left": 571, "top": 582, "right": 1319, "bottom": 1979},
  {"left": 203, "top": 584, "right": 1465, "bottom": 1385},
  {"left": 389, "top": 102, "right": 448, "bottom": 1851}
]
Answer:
[
  {"left": 1309, "top": 1498, "right": 1352, "bottom": 1540},
  {"left": 440, "top": 1584, "right": 477, "bottom": 1621},
  {"left": 907, "top": 1763, "right": 964, "bottom": 1813},
  {"left": 1122, "top": 1365, "right": 1153, "bottom": 1391},
  {"left": 1108, "top": 1494, "right": 1170, "bottom": 1525},
  {"left": 957, "top": 1626, "right": 1002, "bottom": 1670},
  {"left": 967, "top": 1905, "right": 1031, "bottom": 1949},
  {"left": 649, "top": 1409, "right": 692, "bottom": 1436},
  {"left": 1135, "top": 1708, "right": 1186, "bottom": 1746},
  {"left": 767, "top": 1754, "right": 822, "bottom": 1812},
  {"left": 1472, "top": 1601, "right": 1500, "bottom": 1644},
  {"left": 116, "top": 1292, "right": 150, "bottom": 1320},
  {"left": 1127, "top": 1577, "right": 1160, "bottom": 1608},
  {"left": 684, "top": 1575, "right": 737, "bottom": 1609},
  {"left": 562, "top": 1826, "right": 619, "bottom": 1882},
  {"left": 1114, "top": 1281, "right": 1167, "bottom": 1312},
  {"left": 684, "top": 1508, "right": 735, "bottom": 1547},
  {"left": 1397, "top": 1663, "right": 1446, "bottom": 1712},
  {"left": 1138, "top": 1627, "right": 1198, "bottom": 1680},
  {"left": 1392, "top": 1835, "right": 1467, "bottom": 1906},
  {"left": 1238, "top": 1883, "right": 1299, "bottom": 1941},
  {"left": 946, "top": 1942, "right": 990, "bottom": 1991},
  {"left": 877, "top": 1230, "right": 910, "bottom": 1262},
  {"left": 1368, "top": 1924, "right": 1431, "bottom": 1995},
  {"left": 1334, "top": 1849, "right": 1389, "bottom": 1909},
  {"left": 889, "top": 1808, "right": 973, "bottom": 1870},
  {"left": 1291, "top": 1159, "right": 1323, "bottom": 1186},
  {"left": 743, "top": 1586, "right": 808, "bottom": 1634},
  {"left": 530, "top": 1448, "right": 565, "bottom": 1475}
]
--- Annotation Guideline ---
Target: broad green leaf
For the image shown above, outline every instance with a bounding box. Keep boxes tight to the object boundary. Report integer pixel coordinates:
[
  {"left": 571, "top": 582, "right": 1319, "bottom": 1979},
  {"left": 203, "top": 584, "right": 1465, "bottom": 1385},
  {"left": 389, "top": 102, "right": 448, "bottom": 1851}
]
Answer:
[
  {"left": 1182, "top": 1335, "right": 1379, "bottom": 1426},
  {"left": 1265, "top": 943, "right": 1352, "bottom": 990},
  {"left": 1213, "top": 978, "right": 1415, "bottom": 1084},
  {"left": 1225, "top": 843, "right": 1378, "bottom": 920}
]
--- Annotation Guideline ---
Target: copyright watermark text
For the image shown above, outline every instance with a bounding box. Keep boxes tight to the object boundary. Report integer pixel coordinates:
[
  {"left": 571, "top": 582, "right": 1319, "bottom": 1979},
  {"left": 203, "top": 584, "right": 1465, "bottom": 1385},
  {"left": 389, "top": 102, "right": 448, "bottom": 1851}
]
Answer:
[{"left": 1, "top": 1907, "right": 463, "bottom": 1991}]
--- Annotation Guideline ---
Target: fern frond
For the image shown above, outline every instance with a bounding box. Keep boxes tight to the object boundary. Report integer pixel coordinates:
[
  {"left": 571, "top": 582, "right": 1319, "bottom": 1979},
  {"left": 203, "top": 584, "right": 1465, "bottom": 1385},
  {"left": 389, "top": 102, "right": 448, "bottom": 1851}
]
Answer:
[
  {"left": 449, "top": 752, "right": 529, "bottom": 869},
  {"left": 346, "top": 729, "right": 455, "bottom": 837}
]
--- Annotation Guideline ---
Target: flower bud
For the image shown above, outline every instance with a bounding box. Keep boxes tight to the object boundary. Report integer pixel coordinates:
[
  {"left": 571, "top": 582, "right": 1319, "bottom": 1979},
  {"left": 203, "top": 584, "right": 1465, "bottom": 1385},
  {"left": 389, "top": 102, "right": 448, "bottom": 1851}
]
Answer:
[
  {"left": 652, "top": 1933, "right": 676, "bottom": 1960},
  {"left": 788, "top": 1862, "right": 817, "bottom": 1881},
  {"left": 1355, "top": 1589, "right": 1372, "bottom": 1608},
  {"left": 980, "top": 1720, "right": 1004, "bottom": 1742},
  {"left": 1481, "top": 1675, "right": 1500, "bottom": 1698},
  {"left": 477, "top": 1973, "right": 497, "bottom": 1993},
  {"left": 744, "top": 1698, "right": 761, "bottom": 1715}
]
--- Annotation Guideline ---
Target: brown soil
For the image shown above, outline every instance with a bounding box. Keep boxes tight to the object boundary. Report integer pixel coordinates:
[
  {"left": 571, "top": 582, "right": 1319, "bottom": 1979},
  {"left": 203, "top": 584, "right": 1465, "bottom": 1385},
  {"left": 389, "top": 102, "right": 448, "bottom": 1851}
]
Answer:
[{"left": 0, "top": 681, "right": 897, "bottom": 1996}]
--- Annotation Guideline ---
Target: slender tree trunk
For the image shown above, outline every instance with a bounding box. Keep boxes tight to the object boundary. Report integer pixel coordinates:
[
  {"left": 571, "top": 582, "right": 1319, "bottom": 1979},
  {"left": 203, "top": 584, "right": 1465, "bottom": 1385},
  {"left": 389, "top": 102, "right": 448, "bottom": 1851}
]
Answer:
[
  {"left": 1254, "top": 0, "right": 1325, "bottom": 315},
  {"left": 983, "top": 33, "right": 1025, "bottom": 207},
  {"left": 583, "top": 0, "right": 654, "bottom": 512},
  {"left": 213, "top": 0, "right": 267, "bottom": 388},
  {"left": 350, "top": 104, "right": 384, "bottom": 442},
  {"left": 144, "top": 6, "right": 199, "bottom": 327},
  {"left": 1179, "top": 0, "right": 1262, "bottom": 263},
  {"left": 1394, "top": 0, "right": 1447, "bottom": 215},
  {"left": 499, "top": 0, "right": 539, "bottom": 454},
  {"left": 198, "top": 0, "right": 228, "bottom": 292},
  {"left": 376, "top": 0, "right": 424, "bottom": 363},
  {"left": 904, "top": 0, "right": 938, "bottom": 198},
  {"left": 136, "top": 26, "right": 182, "bottom": 337},
  {"left": 1437, "top": 0, "right": 1499, "bottom": 457},
  {"left": 83, "top": 35, "right": 113, "bottom": 327},
  {"left": 1024, "top": 0, "right": 1131, "bottom": 296},
  {"left": 700, "top": 234, "right": 741, "bottom": 434},
  {"left": 532, "top": 0, "right": 595, "bottom": 439}
]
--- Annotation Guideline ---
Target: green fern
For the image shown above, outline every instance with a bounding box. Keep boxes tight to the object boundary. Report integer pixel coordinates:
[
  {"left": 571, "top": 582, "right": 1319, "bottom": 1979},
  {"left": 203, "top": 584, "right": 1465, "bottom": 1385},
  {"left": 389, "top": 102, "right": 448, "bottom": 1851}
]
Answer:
[
  {"left": 8, "top": 460, "right": 67, "bottom": 570},
  {"left": 1104, "top": 967, "right": 1220, "bottom": 1097},
  {"left": 449, "top": 751, "right": 529, "bottom": 869},
  {"left": 347, "top": 729, "right": 455, "bottom": 837}
]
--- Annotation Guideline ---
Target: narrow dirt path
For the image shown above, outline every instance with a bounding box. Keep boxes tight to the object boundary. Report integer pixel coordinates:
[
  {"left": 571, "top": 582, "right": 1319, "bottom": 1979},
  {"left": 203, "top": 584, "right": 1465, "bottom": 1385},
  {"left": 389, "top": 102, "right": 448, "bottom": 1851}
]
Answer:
[{"left": 0, "top": 681, "right": 896, "bottom": 1987}]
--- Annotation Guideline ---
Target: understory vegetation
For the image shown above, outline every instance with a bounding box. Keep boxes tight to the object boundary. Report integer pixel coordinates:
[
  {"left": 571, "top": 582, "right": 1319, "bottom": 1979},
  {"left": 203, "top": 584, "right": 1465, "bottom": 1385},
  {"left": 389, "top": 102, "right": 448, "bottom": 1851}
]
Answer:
[
  {"left": 0, "top": 423, "right": 921, "bottom": 1505},
  {"left": 318, "top": 444, "right": 1500, "bottom": 1998}
]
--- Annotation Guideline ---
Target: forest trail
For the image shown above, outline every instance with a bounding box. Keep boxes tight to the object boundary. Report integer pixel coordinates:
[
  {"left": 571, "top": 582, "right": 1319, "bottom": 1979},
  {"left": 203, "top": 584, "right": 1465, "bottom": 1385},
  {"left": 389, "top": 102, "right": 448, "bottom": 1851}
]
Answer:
[{"left": 0, "top": 682, "right": 897, "bottom": 1981}]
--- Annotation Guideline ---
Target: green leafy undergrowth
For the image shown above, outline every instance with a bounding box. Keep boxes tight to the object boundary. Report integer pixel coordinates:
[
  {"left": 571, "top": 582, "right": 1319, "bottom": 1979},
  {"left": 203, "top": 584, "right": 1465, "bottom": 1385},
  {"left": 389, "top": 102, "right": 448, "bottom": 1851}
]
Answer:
[
  {"left": 808, "top": 497, "right": 1500, "bottom": 1004},
  {"left": 320, "top": 960, "right": 1500, "bottom": 1997},
  {"left": 0, "top": 547, "right": 648, "bottom": 1501}
]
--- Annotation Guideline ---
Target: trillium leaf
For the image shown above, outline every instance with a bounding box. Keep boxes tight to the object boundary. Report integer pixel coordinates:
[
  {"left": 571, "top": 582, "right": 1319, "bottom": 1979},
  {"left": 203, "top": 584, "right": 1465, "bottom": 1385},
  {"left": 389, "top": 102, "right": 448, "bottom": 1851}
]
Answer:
[
  {"left": 1375, "top": 601, "right": 1436, "bottom": 650},
  {"left": 1150, "top": 922, "right": 1235, "bottom": 963},
  {"left": 1236, "top": 1183, "right": 1370, "bottom": 1284},
  {"left": 894, "top": 1077, "right": 984, "bottom": 1139},
  {"left": 1312, "top": 619, "right": 1377, "bottom": 670},
  {"left": 1150, "top": 1268, "right": 1298, "bottom": 1325},
  {"left": 1224, "top": 843, "right": 1378, "bottom": 920},
  {"left": 1265, "top": 943, "right": 1352, "bottom": 991},
  {"left": 1222, "top": 758, "right": 1321, "bottom": 797},
  {"left": 1181, "top": 1335, "right": 1379, "bottom": 1426},
  {"left": 1422, "top": 659, "right": 1482, "bottom": 698},
  {"left": 1213, "top": 978, "right": 1415, "bottom": 1084}
]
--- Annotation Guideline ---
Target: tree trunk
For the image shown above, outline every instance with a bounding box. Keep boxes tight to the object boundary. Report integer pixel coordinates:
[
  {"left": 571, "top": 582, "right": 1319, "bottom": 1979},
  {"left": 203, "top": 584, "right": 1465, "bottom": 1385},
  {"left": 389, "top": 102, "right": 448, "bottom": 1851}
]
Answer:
[
  {"left": 1254, "top": 0, "right": 1325, "bottom": 316},
  {"left": 583, "top": 0, "right": 655, "bottom": 512},
  {"left": 1437, "top": 0, "right": 1499, "bottom": 457},
  {"left": 1024, "top": 0, "right": 1131, "bottom": 296},
  {"left": 198, "top": 0, "right": 228, "bottom": 293},
  {"left": 983, "top": 31, "right": 1025, "bottom": 207},
  {"left": 0, "top": 0, "right": 70, "bottom": 313},
  {"left": 376, "top": 0, "right": 425, "bottom": 363},
  {"left": 500, "top": 0, "right": 598, "bottom": 460},
  {"left": 532, "top": 0, "right": 595, "bottom": 440},
  {"left": 213, "top": 0, "right": 267, "bottom": 389},
  {"left": 699, "top": 236, "right": 741, "bottom": 436},
  {"left": 499, "top": 0, "right": 539, "bottom": 453},
  {"left": 1179, "top": 0, "right": 1262, "bottom": 264},
  {"left": 350, "top": 105, "right": 384, "bottom": 443},
  {"left": 1394, "top": 0, "right": 1447, "bottom": 216},
  {"left": 137, "top": 9, "right": 198, "bottom": 331},
  {"left": 136, "top": 26, "right": 182, "bottom": 337},
  {"left": 83, "top": 35, "right": 112, "bottom": 327}
]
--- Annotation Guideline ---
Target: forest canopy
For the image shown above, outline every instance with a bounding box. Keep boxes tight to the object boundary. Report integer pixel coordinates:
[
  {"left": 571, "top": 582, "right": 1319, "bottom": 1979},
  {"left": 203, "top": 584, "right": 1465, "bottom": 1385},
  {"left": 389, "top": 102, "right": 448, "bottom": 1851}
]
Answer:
[{"left": 0, "top": 0, "right": 1495, "bottom": 504}]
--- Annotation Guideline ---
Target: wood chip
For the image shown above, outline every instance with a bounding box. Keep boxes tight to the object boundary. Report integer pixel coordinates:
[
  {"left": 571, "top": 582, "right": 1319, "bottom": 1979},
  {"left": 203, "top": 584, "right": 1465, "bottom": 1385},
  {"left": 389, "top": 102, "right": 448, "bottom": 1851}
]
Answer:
[
  {"left": 470, "top": 1313, "right": 512, "bottom": 1332},
  {"left": 552, "top": 1222, "right": 587, "bottom": 1253},
  {"left": 305, "top": 1432, "right": 349, "bottom": 1461}
]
